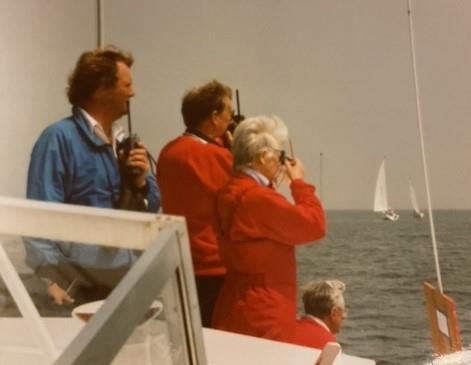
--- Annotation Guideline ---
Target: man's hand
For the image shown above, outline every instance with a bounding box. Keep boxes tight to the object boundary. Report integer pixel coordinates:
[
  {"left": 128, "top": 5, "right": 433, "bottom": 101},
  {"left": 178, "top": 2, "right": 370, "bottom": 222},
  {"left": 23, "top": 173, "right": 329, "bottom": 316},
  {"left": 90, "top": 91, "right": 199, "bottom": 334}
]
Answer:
[
  {"left": 47, "top": 282, "right": 75, "bottom": 305},
  {"left": 127, "top": 142, "right": 150, "bottom": 188},
  {"left": 222, "top": 130, "right": 234, "bottom": 148}
]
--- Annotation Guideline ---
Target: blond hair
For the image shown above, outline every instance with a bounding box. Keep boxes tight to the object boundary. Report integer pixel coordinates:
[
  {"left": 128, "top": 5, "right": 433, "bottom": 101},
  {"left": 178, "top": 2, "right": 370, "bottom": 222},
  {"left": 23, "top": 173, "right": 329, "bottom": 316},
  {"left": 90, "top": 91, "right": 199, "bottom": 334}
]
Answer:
[{"left": 302, "top": 280, "right": 346, "bottom": 318}]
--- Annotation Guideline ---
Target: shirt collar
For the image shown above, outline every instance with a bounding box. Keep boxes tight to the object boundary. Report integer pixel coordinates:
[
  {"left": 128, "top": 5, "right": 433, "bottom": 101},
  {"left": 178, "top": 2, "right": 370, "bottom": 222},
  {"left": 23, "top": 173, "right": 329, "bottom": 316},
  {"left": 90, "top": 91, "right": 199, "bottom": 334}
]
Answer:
[
  {"left": 79, "top": 107, "right": 102, "bottom": 133},
  {"left": 241, "top": 167, "right": 270, "bottom": 187},
  {"left": 78, "top": 108, "right": 124, "bottom": 154},
  {"left": 305, "top": 314, "right": 331, "bottom": 333},
  {"left": 183, "top": 131, "right": 208, "bottom": 144}
]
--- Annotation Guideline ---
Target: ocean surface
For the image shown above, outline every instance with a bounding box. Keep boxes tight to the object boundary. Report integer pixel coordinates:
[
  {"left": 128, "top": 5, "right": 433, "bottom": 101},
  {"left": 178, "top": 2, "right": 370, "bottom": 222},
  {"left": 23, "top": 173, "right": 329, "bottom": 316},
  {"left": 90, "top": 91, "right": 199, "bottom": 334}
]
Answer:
[{"left": 296, "top": 210, "right": 471, "bottom": 365}]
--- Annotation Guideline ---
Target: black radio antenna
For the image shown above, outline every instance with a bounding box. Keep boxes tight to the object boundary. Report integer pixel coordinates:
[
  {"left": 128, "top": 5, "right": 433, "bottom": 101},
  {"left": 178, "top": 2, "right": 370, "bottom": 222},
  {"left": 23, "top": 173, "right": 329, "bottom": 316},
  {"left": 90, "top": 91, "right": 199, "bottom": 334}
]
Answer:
[
  {"left": 127, "top": 100, "right": 132, "bottom": 134},
  {"left": 228, "top": 89, "right": 244, "bottom": 135},
  {"left": 233, "top": 89, "right": 245, "bottom": 125}
]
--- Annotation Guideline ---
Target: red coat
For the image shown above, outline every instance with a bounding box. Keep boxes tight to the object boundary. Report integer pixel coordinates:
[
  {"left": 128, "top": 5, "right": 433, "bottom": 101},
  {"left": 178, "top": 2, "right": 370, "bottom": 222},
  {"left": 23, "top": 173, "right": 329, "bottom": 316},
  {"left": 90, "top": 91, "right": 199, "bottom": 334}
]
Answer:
[
  {"left": 157, "top": 135, "right": 232, "bottom": 276},
  {"left": 211, "top": 173, "right": 325, "bottom": 343},
  {"left": 295, "top": 316, "right": 336, "bottom": 349}
]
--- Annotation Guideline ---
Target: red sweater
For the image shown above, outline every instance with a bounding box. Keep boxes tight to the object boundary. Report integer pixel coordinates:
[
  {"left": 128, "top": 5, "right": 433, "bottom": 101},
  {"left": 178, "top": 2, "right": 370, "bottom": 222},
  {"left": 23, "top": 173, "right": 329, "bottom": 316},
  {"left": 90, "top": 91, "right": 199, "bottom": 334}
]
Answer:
[
  {"left": 212, "top": 173, "right": 325, "bottom": 343},
  {"left": 295, "top": 316, "right": 337, "bottom": 349},
  {"left": 157, "top": 135, "right": 232, "bottom": 276}
]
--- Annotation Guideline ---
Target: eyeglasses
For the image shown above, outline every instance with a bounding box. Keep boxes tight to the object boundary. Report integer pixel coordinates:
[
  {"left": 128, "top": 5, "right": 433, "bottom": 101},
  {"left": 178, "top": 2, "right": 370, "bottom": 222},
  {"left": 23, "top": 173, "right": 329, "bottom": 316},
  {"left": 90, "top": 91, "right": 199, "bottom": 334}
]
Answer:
[{"left": 277, "top": 150, "right": 293, "bottom": 164}]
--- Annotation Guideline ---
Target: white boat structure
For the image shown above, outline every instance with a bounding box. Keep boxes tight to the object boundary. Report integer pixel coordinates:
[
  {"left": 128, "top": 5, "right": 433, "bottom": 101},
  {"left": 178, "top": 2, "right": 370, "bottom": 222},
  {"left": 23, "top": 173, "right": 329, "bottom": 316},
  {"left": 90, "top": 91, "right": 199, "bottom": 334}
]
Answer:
[
  {"left": 408, "top": 179, "right": 424, "bottom": 219},
  {"left": 373, "top": 159, "right": 399, "bottom": 221},
  {"left": 0, "top": 196, "right": 375, "bottom": 365}
]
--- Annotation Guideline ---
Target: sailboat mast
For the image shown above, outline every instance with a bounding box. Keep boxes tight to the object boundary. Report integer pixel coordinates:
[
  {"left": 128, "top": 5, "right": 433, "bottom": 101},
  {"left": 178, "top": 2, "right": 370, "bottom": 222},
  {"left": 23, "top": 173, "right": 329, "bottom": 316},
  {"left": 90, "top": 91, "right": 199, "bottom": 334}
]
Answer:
[
  {"left": 97, "top": 0, "right": 104, "bottom": 48},
  {"left": 319, "top": 152, "right": 323, "bottom": 202},
  {"left": 407, "top": 0, "right": 443, "bottom": 293}
]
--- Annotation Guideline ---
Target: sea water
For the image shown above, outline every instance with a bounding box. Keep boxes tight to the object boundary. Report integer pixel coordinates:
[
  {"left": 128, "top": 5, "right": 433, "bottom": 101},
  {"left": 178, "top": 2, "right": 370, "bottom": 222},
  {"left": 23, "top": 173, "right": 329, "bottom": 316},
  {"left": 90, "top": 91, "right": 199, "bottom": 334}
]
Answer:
[{"left": 296, "top": 210, "right": 471, "bottom": 365}]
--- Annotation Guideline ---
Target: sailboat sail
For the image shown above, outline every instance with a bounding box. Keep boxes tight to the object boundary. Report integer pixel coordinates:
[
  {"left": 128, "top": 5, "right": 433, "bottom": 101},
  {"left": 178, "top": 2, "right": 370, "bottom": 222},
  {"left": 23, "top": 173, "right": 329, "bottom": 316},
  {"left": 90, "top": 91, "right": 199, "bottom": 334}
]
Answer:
[
  {"left": 374, "top": 160, "right": 389, "bottom": 212},
  {"left": 409, "top": 179, "right": 424, "bottom": 218},
  {"left": 409, "top": 179, "right": 420, "bottom": 213},
  {"left": 374, "top": 159, "right": 399, "bottom": 221}
]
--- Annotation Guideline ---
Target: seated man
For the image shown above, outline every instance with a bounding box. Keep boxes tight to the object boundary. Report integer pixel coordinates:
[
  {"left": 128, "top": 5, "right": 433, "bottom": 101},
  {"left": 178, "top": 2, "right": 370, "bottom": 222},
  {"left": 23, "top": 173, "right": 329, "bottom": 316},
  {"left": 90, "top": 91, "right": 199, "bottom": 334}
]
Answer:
[{"left": 295, "top": 280, "right": 347, "bottom": 349}]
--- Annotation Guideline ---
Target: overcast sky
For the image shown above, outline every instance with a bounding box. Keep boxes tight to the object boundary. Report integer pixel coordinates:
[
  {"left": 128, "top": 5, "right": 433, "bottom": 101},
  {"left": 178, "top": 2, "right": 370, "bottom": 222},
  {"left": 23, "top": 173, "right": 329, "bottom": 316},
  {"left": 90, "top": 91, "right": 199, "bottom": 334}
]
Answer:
[{"left": 2, "top": 0, "right": 471, "bottom": 210}]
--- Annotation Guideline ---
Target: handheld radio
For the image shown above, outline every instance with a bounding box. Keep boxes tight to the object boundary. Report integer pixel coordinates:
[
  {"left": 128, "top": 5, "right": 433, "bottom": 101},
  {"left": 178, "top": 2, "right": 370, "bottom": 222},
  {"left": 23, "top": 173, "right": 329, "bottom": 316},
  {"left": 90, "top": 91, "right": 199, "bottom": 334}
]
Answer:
[
  {"left": 117, "top": 101, "right": 142, "bottom": 177},
  {"left": 228, "top": 89, "right": 245, "bottom": 133},
  {"left": 115, "top": 101, "right": 146, "bottom": 211}
]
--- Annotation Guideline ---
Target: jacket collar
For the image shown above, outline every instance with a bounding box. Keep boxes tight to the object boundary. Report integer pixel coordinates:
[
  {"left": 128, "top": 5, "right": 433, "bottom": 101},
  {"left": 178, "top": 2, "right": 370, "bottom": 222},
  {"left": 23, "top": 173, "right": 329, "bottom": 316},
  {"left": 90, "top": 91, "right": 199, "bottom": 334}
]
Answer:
[
  {"left": 72, "top": 107, "right": 109, "bottom": 147},
  {"left": 305, "top": 314, "right": 331, "bottom": 333}
]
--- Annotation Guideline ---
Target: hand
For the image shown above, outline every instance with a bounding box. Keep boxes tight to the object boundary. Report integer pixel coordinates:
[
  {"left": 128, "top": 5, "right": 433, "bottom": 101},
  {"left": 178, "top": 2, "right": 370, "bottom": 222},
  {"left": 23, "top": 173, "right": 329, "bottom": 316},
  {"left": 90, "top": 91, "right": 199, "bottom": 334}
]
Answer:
[
  {"left": 284, "top": 158, "right": 304, "bottom": 181},
  {"left": 222, "top": 130, "right": 234, "bottom": 148},
  {"left": 127, "top": 142, "right": 150, "bottom": 188},
  {"left": 47, "top": 283, "right": 75, "bottom": 305}
]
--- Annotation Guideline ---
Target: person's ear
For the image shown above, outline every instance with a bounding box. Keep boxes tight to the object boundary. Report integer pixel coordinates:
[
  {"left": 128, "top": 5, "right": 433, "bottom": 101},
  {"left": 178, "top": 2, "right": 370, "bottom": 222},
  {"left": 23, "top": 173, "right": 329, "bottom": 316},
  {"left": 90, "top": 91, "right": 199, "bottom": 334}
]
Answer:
[
  {"left": 331, "top": 306, "right": 341, "bottom": 319},
  {"left": 213, "top": 109, "right": 222, "bottom": 118},
  {"left": 208, "top": 111, "right": 220, "bottom": 127},
  {"left": 257, "top": 151, "right": 269, "bottom": 165}
]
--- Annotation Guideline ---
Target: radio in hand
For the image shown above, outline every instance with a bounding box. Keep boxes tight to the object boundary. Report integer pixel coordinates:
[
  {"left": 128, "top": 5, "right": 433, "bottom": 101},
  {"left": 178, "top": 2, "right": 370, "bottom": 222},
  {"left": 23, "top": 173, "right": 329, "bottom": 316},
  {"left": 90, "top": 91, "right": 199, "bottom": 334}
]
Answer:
[
  {"left": 222, "top": 89, "right": 245, "bottom": 149},
  {"left": 115, "top": 101, "right": 147, "bottom": 211}
]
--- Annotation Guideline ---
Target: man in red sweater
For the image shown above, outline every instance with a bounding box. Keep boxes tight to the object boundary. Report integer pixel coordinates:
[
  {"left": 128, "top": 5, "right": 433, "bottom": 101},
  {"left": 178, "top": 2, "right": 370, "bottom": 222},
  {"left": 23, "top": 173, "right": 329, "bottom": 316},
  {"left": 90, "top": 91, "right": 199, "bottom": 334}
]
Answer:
[
  {"left": 157, "top": 80, "right": 233, "bottom": 327},
  {"left": 295, "top": 280, "right": 347, "bottom": 349}
]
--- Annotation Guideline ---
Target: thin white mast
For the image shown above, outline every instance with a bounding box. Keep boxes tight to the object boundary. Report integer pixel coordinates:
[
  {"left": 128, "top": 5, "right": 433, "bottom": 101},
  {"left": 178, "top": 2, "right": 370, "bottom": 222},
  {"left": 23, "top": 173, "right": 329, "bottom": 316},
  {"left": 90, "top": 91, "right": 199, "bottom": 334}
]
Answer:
[
  {"left": 319, "top": 152, "right": 323, "bottom": 202},
  {"left": 407, "top": 0, "right": 443, "bottom": 293}
]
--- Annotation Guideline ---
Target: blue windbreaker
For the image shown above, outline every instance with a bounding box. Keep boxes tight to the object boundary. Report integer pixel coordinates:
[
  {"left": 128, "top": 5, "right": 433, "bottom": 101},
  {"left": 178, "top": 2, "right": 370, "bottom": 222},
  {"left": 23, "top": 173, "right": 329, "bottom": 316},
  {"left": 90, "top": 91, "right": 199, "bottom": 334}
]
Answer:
[{"left": 25, "top": 108, "right": 160, "bottom": 271}]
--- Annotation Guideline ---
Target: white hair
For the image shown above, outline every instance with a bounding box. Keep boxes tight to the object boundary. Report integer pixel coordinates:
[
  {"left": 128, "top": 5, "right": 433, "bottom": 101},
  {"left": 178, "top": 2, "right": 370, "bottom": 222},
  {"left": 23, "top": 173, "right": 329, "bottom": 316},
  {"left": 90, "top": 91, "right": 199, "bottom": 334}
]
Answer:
[{"left": 231, "top": 115, "right": 288, "bottom": 170}]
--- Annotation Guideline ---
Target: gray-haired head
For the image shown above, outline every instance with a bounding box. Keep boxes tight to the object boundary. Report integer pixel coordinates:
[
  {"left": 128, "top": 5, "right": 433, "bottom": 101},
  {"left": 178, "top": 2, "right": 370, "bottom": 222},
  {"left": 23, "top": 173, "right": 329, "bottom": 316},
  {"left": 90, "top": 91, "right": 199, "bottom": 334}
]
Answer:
[
  {"left": 302, "top": 280, "right": 346, "bottom": 319},
  {"left": 231, "top": 115, "right": 288, "bottom": 171}
]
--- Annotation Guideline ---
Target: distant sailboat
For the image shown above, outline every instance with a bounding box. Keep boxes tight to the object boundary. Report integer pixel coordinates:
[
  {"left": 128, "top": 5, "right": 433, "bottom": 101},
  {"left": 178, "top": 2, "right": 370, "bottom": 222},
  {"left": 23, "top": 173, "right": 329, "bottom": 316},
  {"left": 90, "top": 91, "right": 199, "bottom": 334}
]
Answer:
[
  {"left": 374, "top": 159, "right": 399, "bottom": 221},
  {"left": 409, "top": 179, "right": 424, "bottom": 219}
]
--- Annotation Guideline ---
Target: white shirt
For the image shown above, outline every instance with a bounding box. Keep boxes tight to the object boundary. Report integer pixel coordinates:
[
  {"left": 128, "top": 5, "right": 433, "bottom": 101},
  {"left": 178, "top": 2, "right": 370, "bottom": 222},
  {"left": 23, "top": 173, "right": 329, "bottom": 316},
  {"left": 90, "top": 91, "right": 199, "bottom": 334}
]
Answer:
[
  {"left": 183, "top": 131, "right": 208, "bottom": 144},
  {"left": 79, "top": 108, "right": 125, "bottom": 156},
  {"left": 241, "top": 167, "right": 270, "bottom": 187}
]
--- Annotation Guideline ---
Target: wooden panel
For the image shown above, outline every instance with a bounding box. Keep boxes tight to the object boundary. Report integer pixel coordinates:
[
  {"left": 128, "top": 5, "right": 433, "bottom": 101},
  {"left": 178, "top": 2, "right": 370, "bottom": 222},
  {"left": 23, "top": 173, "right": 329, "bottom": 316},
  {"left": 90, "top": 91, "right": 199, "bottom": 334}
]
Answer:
[{"left": 423, "top": 281, "right": 462, "bottom": 354}]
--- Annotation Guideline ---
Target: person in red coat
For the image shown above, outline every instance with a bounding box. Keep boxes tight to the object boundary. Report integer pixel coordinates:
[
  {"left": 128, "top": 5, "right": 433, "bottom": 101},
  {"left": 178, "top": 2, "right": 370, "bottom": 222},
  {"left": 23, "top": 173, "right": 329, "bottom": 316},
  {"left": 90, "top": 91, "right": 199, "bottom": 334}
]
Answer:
[
  {"left": 211, "top": 115, "right": 326, "bottom": 344},
  {"left": 157, "top": 80, "right": 234, "bottom": 327},
  {"left": 295, "top": 280, "right": 347, "bottom": 349}
]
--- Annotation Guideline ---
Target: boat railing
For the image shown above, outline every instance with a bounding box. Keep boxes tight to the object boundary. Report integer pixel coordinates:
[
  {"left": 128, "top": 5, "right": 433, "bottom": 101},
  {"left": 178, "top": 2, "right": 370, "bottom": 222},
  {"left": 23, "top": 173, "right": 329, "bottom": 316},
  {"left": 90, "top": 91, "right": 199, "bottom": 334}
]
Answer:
[{"left": 0, "top": 196, "right": 205, "bottom": 365}]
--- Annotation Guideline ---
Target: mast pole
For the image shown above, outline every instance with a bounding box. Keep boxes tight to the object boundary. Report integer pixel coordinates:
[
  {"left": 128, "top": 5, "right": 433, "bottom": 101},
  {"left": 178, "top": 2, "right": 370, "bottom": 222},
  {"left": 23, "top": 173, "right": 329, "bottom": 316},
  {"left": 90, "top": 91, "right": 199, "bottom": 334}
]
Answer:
[
  {"left": 97, "top": 0, "right": 104, "bottom": 48},
  {"left": 319, "top": 152, "right": 323, "bottom": 202},
  {"left": 407, "top": 0, "right": 443, "bottom": 293}
]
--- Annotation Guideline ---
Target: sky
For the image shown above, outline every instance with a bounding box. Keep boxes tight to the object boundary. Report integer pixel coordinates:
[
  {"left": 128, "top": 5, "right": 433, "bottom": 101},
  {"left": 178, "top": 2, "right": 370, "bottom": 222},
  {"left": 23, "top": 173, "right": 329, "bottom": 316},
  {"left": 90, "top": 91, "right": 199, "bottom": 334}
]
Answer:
[{"left": 2, "top": 0, "right": 471, "bottom": 210}]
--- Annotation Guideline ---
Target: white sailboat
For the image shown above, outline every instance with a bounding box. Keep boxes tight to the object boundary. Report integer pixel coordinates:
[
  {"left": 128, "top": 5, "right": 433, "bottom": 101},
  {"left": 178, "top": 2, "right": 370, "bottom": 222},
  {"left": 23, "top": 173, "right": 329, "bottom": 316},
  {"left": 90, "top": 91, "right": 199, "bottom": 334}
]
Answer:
[
  {"left": 373, "top": 159, "right": 399, "bottom": 221},
  {"left": 408, "top": 179, "right": 424, "bottom": 219}
]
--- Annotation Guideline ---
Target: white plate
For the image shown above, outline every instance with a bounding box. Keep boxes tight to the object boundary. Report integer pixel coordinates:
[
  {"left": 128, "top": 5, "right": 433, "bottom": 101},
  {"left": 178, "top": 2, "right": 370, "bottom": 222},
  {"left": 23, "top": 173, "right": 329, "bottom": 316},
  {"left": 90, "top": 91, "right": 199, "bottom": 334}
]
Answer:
[{"left": 72, "top": 299, "right": 163, "bottom": 324}]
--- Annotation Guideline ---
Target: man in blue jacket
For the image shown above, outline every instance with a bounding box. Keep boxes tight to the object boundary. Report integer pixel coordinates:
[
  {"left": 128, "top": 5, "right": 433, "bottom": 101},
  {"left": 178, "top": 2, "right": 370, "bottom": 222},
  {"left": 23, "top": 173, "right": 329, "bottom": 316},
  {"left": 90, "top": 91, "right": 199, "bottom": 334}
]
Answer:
[{"left": 25, "top": 46, "right": 160, "bottom": 306}]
